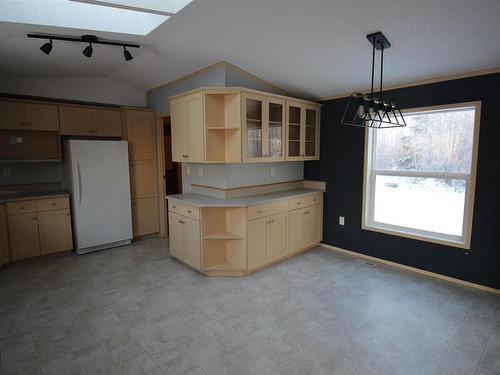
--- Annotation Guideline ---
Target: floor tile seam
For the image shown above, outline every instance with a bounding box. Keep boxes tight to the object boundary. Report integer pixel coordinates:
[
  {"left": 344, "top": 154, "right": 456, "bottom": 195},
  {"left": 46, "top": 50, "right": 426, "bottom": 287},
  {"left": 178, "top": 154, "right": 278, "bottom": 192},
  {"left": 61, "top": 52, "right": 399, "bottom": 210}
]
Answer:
[{"left": 474, "top": 312, "right": 500, "bottom": 375}]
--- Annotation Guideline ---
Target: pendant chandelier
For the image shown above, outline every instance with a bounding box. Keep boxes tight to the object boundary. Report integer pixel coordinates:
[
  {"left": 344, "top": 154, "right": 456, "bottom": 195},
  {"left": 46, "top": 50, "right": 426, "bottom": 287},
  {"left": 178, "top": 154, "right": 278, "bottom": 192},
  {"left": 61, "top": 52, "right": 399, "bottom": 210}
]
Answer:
[{"left": 341, "top": 32, "right": 406, "bottom": 128}]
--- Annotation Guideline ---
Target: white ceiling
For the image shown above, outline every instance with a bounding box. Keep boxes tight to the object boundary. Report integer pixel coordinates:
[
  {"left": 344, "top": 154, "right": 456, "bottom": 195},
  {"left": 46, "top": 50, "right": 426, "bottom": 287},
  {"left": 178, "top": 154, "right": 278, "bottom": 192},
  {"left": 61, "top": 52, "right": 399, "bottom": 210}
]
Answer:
[{"left": 1, "top": 0, "right": 500, "bottom": 99}]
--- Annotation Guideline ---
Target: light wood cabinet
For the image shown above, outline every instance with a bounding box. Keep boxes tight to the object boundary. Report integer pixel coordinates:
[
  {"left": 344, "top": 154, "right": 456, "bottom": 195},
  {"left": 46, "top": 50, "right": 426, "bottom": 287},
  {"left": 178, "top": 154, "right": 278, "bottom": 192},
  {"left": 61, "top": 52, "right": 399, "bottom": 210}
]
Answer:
[
  {"left": 130, "top": 159, "right": 158, "bottom": 199},
  {"left": 286, "top": 101, "right": 321, "bottom": 160},
  {"left": 290, "top": 203, "right": 322, "bottom": 252},
  {"left": 132, "top": 197, "right": 159, "bottom": 237},
  {"left": 123, "top": 110, "right": 157, "bottom": 160},
  {"left": 38, "top": 209, "right": 73, "bottom": 255},
  {"left": 8, "top": 213, "right": 40, "bottom": 261},
  {"left": 169, "top": 212, "right": 186, "bottom": 260},
  {"left": 0, "top": 101, "right": 59, "bottom": 131},
  {"left": 171, "top": 92, "right": 205, "bottom": 162},
  {"left": 289, "top": 207, "right": 307, "bottom": 252},
  {"left": 0, "top": 204, "right": 10, "bottom": 266},
  {"left": 306, "top": 203, "right": 323, "bottom": 245},
  {"left": 168, "top": 212, "right": 201, "bottom": 270},
  {"left": 267, "top": 212, "right": 289, "bottom": 261},
  {"left": 247, "top": 217, "right": 268, "bottom": 269},
  {"left": 60, "top": 106, "right": 122, "bottom": 136}
]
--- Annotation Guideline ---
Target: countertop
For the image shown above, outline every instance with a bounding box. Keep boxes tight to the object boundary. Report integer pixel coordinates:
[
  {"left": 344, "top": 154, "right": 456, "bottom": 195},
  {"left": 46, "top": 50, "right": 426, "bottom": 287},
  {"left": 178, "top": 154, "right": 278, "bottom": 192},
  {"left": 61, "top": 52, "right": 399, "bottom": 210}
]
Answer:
[
  {"left": 166, "top": 188, "right": 324, "bottom": 207},
  {"left": 0, "top": 191, "right": 70, "bottom": 204}
]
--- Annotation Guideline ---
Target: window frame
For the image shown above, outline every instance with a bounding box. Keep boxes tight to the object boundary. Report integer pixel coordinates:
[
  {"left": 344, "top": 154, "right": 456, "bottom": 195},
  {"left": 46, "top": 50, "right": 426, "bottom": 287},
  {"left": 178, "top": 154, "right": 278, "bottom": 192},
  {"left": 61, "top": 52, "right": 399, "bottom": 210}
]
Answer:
[{"left": 362, "top": 101, "right": 481, "bottom": 249}]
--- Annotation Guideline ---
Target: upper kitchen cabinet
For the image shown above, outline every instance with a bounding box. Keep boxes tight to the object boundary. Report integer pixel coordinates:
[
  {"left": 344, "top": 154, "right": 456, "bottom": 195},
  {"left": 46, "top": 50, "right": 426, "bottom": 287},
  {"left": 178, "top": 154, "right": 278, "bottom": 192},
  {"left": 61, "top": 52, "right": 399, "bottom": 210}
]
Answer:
[
  {"left": 59, "top": 105, "right": 122, "bottom": 137},
  {"left": 285, "top": 101, "right": 321, "bottom": 160},
  {"left": 169, "top": 87, "right": 320, "bottom": 163},
  {"left": 0, "top": 100, "right": 59, "bottom": 131},
  {"left": 122, "top": 109, "right": 157, "bottom": 160}
]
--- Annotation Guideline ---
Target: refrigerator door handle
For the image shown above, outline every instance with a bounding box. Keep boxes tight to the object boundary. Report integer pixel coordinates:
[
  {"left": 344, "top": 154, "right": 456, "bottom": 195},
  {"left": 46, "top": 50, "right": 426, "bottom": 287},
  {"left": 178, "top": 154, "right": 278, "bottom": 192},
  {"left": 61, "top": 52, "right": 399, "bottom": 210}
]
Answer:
[{"left": 76, "top": 158, "right": 83, "bottom": 206}]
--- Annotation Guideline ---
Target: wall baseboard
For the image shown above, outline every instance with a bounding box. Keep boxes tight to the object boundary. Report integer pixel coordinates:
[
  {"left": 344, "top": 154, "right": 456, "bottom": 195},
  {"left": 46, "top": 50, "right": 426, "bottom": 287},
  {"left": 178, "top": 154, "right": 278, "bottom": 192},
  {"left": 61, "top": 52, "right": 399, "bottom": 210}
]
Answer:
[{"left": 319, "top": 243, "right": 500, "bottom": 296}]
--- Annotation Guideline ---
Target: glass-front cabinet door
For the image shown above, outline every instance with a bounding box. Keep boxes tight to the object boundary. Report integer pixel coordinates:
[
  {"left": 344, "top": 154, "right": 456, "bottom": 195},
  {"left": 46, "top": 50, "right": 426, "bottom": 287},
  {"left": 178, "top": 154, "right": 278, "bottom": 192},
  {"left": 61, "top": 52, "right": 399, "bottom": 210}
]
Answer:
[
  {"left": 287, "top": 103, "right": 302, "bottom": 159},
  {"left": 286, "top": 101, "right": 320, "bottom": 160},
  {"left": 243, "top": 94, "right": 285, "bottom": 162},
  {"left": 304, "top": 105, "right": 319, "bottom": 159}
]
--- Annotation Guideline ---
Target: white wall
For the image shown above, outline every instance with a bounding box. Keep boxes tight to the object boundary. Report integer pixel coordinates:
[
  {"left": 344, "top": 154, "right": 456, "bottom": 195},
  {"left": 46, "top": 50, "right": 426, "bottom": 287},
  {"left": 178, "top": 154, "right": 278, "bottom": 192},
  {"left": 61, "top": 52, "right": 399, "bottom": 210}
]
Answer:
[{"left": 1, "top": 77, "right": 147, "bottom": 107}]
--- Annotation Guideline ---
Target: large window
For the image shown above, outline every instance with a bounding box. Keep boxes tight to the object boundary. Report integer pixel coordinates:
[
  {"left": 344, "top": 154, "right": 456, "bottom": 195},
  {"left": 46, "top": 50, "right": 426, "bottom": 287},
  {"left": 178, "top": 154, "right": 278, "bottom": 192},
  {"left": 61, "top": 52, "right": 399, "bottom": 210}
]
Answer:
[{"left": 363, "top": 102, "right": 481, "bottom": 248}]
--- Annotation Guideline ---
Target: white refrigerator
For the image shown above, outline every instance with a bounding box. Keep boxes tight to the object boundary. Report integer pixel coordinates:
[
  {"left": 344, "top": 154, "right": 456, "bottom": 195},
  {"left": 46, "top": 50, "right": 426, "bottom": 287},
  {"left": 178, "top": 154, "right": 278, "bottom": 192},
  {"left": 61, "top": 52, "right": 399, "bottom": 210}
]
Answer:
[{"left": 64, "top": 140, "right": 133, "bottom": 254}]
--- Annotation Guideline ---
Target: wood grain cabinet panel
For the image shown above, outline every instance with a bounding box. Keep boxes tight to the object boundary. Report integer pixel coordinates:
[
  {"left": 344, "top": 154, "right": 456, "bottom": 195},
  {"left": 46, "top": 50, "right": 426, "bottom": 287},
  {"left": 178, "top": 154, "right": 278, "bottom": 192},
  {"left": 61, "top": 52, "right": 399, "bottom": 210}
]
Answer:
[
  {"left": 59, "top": 106, "right": 93, "bottom": 135},
  {"left": 0, "top": 101, "right": 26, "bottom": 129},
  {"left": 0, "top": 204, "right": 10, "bottom": 266},
  {"left": 25, "top": 103, "right": 59, "bottom": 131},
  {"left": 124, "top": 110, "right": 157, "bottom": 160},
  {"left": 267, "top": 212, "right": 288, "bottom": 261},
  {"left": 247, "top": 217, "right": 268, "bottom": 269},
  {"left": 289, "top": 207, "right": 307, "bottom": 252},
  {"left": 184, "top": 217, "right": 201, "bottom": 270},
  {"left": 93, "top": 109, "right": 122, "bottom": 137},
  {"left": 132, "top": 197, "right": 159, "bottom": 237},
  {"left": 130, "top": 159, "right": 158, "bottom": 199},
  {"left": 169, "top": 212, "right": 186, "bottom": 261},
  {"left": 8, "top": 213, "right": 40, "bottom": 261},
  {"left": 38, "top": 209, "right": 73, "bottom": 255}
]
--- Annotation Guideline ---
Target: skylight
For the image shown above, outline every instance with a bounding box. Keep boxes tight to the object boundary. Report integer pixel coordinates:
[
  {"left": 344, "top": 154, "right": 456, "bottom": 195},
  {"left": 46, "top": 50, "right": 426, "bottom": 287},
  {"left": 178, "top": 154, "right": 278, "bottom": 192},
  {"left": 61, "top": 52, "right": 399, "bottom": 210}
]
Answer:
[
  {"left": 0, "top": 0, "right": 181, "bottom": 36},
  {"left": 86, "top": 0, "right": 194, "bottom": 15}
]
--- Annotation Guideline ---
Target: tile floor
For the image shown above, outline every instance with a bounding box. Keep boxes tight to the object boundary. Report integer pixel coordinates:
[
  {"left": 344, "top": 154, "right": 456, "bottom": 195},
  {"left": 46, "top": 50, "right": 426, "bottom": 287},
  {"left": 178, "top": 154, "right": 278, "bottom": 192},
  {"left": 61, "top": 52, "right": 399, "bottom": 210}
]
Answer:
[{"left": 0, "top": 237, "right": 499, "bottom": 375}]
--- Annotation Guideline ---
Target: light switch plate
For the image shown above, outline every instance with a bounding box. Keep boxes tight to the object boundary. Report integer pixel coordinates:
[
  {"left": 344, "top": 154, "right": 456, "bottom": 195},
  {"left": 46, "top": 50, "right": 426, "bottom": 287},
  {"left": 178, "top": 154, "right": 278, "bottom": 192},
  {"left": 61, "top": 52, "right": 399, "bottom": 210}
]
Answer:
[
  {"left": 198, "top": 167, "right": 203, "bottom": 177},
  {"left": 186, "top": 166, "right": 191, "bottom": 176},
  {"left": 270, "top": 167, "right": 276, "bottom": 176},
  {"left": 339, "top": 216, "right": 345, "bottom": 225}
]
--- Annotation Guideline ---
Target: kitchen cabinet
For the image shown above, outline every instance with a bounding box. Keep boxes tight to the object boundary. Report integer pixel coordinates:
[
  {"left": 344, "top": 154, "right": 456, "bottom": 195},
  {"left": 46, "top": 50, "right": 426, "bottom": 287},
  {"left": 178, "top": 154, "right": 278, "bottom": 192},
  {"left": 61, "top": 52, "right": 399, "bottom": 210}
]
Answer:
[
  {"left": 0, "top": 100, "right": 59, "bottom": 131},
  {"left": 0, "top": 130, "right": 61, "bottom": 161},
  {"left": 38, "top": 209, "right": 73, "bottom": 255},
  {"left": 132, "top": 197, "right": 159, "bottom": 237},
  {"left": 130, "top": 159, "right": 158, "bottom": 199},
  {"left": 0, "top": 204, "right": 10, "bottom": 266},
  {"left": 285, "top": 101, "right": 321, "bottom": 160},
  {"left": 242, "top": 93, "right": 285, "bottom": 162},
  {"left": 247, "top": 217, "right": 267, "bottom": 269},
  {"left": 6, "top": 196, "right": 73, "bottom": 261},
  {"left": 59, "top": 106, "right": 122, "bottom": 136},
  {"left": 168, "top": 211, "right": 201, "bottom": 270},
  {"left": 290, "top": 203, "right": 322, "bottom": 252},
  {"left": 122, "top": 110, "right": 157, "bottom": 160}
]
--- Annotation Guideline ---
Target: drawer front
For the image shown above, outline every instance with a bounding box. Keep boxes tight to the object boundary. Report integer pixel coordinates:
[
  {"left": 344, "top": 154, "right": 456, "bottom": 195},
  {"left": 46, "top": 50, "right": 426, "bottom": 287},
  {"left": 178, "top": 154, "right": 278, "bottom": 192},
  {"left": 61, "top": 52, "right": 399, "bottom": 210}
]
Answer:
[
  {"left": 168, "top": 200, "right": 199, "bottom": 220},
  {"left": 6, "top": 200, "right": 37, "bottom": 215},
  {"left": 247, "top": 199, "right": 289, "bottom": 220},
  {"left": 289, "top": 193, "right": 322, "bottom": 210},
  {"left": 36, "top": 197, "right": 70, "bottom": 212}
]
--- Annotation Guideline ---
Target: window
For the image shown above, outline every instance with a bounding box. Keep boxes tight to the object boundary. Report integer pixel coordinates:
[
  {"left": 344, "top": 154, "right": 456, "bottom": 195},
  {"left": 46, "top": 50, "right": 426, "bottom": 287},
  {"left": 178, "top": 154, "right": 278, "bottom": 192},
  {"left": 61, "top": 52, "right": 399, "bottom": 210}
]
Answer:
[{"left": 363, "top": 102, "right": 481, "bottom": 249}]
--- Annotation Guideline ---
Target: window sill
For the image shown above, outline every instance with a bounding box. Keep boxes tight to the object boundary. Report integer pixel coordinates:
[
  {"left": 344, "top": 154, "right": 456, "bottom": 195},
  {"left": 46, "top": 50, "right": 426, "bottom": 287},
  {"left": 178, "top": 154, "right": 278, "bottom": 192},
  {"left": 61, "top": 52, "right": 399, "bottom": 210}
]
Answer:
[{"left": 362, "top": 223, "right": 470, "bottom": 250}]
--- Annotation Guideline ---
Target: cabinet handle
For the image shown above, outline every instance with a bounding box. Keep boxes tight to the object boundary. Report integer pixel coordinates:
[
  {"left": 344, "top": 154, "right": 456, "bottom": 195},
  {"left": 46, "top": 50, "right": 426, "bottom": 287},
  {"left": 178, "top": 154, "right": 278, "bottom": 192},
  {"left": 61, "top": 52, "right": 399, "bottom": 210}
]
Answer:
[
  {"left": 33, "top": 217, "right": 37, "bottom": 221},
  {"left": 182, "top": 154, "right": 189, "bottom": 158},
  {"left": 52, "top": 202, "right": 56, "bottom": 206},
  {"left": 313, "top": 198, "right": 317, "bottom": 202},
  {"left": 187, "top": 210, "right": 191, "bottom": 213},
  {"left": 296, "top": 202, "right": 301, "bottom": 205},
  {"left": 179, "top": 220, "right": 185, "bottom": 224},
  {"left": 257, "top": 209, "right": 262, "bottom": 213},
  {"left": 268, "top": 220, "right": 274, "bottom": 224},
  {"left": 172, "top": 205, "right": 176, "bottom": 209},
  {"left": 66, "top": 213, "right": 70, "bottom": 216},
  {"left": 20, "top": 206, "right": 25, "bottom": 210}
]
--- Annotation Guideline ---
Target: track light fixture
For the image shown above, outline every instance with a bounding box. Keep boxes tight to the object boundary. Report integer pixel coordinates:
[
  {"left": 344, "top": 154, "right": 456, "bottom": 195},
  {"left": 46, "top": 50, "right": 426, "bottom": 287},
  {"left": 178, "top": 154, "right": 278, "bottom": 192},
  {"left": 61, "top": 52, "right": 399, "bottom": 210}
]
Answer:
[
  {"left": 40, "top": 39, "right": 53, "bottom": 55},
  {"left": 27, "top": 33, "right": 139, "bottom": 61},
  {"left": 341, "top": 31, "right": 406, "bottom": 129},
  {"left": 123, "top": 46, "right": 133, "bottom": 61}
]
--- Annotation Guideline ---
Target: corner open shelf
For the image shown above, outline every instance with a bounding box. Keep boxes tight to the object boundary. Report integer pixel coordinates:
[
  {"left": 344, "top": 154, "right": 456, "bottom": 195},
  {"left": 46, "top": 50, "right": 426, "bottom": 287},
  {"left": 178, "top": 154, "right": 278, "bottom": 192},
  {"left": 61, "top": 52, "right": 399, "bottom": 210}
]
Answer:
[{"left": 201, "top": 207, "right": 246, "bottom": 273}]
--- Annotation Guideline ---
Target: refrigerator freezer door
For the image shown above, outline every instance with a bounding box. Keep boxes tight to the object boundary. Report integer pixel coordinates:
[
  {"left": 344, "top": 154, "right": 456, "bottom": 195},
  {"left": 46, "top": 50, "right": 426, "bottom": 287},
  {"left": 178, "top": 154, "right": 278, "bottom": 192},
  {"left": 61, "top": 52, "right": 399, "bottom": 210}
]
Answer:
[{"left": 67, "top": 140, "right": 133, "bottom": 251}]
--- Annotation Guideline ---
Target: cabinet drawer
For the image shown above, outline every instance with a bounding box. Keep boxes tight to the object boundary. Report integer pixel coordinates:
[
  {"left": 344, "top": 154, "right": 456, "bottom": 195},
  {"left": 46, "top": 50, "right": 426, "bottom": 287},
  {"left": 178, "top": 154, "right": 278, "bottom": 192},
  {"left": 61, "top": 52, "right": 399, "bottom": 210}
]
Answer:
[
  {"left": 168, "top": 200, "right": 199, "bottom": 220},
  {"left": 36, "top": 197, "right": 70, "bottom": 212},
  {"left": 247, "top": 199, "right": 289, "bottom": 220},
  {"left": 7, "top": 200, "right": 37, "bottom": 215},
  {"left": 289, "top": 193, "right": 322, "bottom": 210}
]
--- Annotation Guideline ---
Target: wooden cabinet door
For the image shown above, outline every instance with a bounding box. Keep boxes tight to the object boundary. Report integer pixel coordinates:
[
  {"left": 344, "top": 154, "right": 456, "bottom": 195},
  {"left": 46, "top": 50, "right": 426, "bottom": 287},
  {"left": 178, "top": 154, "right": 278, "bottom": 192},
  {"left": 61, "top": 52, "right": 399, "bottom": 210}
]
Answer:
[
  {"left": 285, "top": 101, "right": 305, "bottom": 160},
  {"left": 267, "top": 212, "right": 288, "bottom": 261},
  {"left": 132, "top": 197, "right": 159, "bottom": 237},
  {"left": 130, "top": 159, "right": 158, "bottom": 199},
  {"left": 25, "top": 103, "right": 59, "bottom": 131},
  {"left": 289, "top": 208, "right": 307, "bottom": 252},
  {"left": 168, "top": 212, "right": 185, "bottom": 261},
  {"left": 126, "top": 110, "right": 156, "bottom": 160},
  {"left": 38, "top": 209, "right": 73, "bottom": 255},
  {"left": 247, "top": 217, "right": 268, "bottom": 269},
  {"left": 93, "top": 109, "right": 122, "bottom": 137},
  {"left": 187, "top": 93, "right": 205, "bottom": 162},
  {"left": 170, "top": 98, "right": 188, "bottom": 162},
  {"left": 306, "top": 204, "right": 322, "bottom": 246},
  {"left": 304, "top": 105, "right": 320, "bottom": 160},
  {"left": 0, "top": 101, "right": 26, "bottom": 129},
  {"left": 242, "top": 93, "right": 264, "bottom": 162},
  {"left": 0, "top": 205, "right": 10, "bottom": 266},
  {"left": 266, "top": 98, "right": 286, "bottom": 161},
  {"left": 59, "top": 106, "right": 92, "bottom": 135},
  {"left": 8, "top": 213, "right": 40, "bottom": 260},
  {"left": 184, "top": 217, "right": 201, "bottom": 270}
]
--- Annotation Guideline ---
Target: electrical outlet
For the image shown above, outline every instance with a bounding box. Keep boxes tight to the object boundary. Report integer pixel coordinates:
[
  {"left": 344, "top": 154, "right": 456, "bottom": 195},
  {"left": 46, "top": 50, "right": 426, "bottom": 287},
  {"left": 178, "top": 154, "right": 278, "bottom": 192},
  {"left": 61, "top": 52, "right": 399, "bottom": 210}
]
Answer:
[
  {"left": 186, "top": 166, "right": 191, "bottom": 176},
  {"left": 339, "top": 216, "right": 345, "bottom": 225},
  {"left": 198, "top": 167, "right": 203, "bottom": 177},
  {"left": 3, "top": 167, "right": 11, "bottom": 177},
  {"left": 270, "top": 167, "right": 276, "bottom": 176}
]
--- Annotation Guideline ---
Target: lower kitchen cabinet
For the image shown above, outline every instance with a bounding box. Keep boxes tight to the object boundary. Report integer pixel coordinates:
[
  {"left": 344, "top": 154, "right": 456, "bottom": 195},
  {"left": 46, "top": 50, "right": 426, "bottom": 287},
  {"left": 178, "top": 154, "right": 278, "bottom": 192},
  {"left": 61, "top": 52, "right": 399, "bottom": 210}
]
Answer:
[
  {"left": 8, "top": 212, "right": 40, "bottom": 261},
  {"left": 290, "top": 204, "right": 322, "bottom": 252},
  {"left": 247, "top": 217, "right": 267, "bottom": 269},
  {"left": 38, "top": 209, "right": 73, "bottom": 255},
  {"left": 0, "top": 204, "right": 10, "bottom": 266},
  {"left": 267, "top": 212, "right": 289, "bottom": 261},
  {"left": 132, "top": 197, "right": 159, "bottom": 237},
  {"left": 168, "top": 212, "right": 201, "bottom": 270}
]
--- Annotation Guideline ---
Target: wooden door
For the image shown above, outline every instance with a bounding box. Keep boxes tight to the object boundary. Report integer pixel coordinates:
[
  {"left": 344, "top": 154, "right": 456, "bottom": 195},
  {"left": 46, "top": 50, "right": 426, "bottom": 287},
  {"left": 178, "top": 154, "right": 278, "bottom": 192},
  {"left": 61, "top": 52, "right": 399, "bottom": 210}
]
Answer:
[
  {"left": 184, "top": 217, "right": 201, "bottom": 270},
  {"left": 8, "top": 213, "right": 40, "bottom": 260},
  {"left": 168, "top": 212, "right": 185, "bottom": 261},
  {"left": 187, "top": 93, "right": 205, "bottom": 162},
  {"left": 306, "top": 204, "right": 322, "bottom": 246},
  {"left": 0, "top": 204, "right": 10, "bottom": 266},
  {"left": 247, "top": 217, "right": 267, "bottom": 269},
  {"left": 130, "top": 159, "right": 158, "bottom": 199},
  {"left": 286, "top": 101, "right": 305, "bottom": 160},
  {"left": 289, "top": 208, "right": 307, "bottom": 252},
  {"left": 25, "top": 103, "right": 59, "bottom": 131},
  {"left": 242, "top": 93, "right": 265, "bottom": 162},
  {"left": 93, "top": 109, "right": 122, "bottom": 137},
  {"left": 170, "top": 98, "right": 188, "bottom": 162},
  {"left": 132, "top": 197, "right": 159, "bottom": 237},
  {"left": 304, "top": 105, "right": 320, "bottom": 160},
  {"left": 59, "top": 106, "right": 92, "bottom": 135},
  {"left": 38, "top": 209, "right": 73, "bottom": 255},
  {"left": 126, "top": 110, "right": 156, "bottom": 160},
  {"left": 267, "top": 212, "right": 288, "bottom": 261},
  {"left": 0, "top": 101, "right": 26, "bottom": 129}
]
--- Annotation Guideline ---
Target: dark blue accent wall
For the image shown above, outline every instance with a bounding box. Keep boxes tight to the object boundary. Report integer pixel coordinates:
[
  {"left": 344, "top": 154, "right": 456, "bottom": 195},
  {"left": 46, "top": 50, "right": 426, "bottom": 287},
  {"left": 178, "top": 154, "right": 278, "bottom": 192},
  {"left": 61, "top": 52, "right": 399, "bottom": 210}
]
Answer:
[{"left": 304, "top": 73, "right": 500, "bottom": 289}]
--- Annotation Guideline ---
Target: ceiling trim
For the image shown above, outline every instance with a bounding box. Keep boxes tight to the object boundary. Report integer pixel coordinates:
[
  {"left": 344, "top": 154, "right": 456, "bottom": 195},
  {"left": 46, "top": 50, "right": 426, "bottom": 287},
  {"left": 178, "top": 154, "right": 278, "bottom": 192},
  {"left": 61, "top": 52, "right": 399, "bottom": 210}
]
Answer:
[
  {"left": 319, "top": 66, "right": 500, "bottom": 101},
  {"left": 70, "top": 0, "right": 176, "bottom": 16}
]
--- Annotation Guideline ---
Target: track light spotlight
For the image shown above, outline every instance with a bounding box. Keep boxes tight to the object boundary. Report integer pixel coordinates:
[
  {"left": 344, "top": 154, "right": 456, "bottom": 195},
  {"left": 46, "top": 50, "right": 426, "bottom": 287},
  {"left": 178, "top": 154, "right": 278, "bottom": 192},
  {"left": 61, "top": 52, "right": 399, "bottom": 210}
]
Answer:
[
  {"left": 123, "top": 46, "right": 133, "bottom": 61},
  {"left": 82, "top": 43, "right": 93, "bottom": 58},
  {"left": 40, "top": 39, "right": 53, "bottom": 55}
]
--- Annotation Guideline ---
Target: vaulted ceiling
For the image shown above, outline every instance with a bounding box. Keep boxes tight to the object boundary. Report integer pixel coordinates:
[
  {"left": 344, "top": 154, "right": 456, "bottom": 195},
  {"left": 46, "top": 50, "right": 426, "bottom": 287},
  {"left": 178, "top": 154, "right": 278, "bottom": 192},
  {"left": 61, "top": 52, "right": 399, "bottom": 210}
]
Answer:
[{"left": 1, "top": 0, "right": 500, "bottom": 99}]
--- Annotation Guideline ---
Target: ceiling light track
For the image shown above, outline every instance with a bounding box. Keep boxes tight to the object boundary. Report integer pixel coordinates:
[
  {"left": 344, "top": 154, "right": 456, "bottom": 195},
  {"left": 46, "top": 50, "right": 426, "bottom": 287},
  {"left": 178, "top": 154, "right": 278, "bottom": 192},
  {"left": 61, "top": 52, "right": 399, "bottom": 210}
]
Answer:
[{"left": 27, "top": 33, "right": 139, "bottom": 61}]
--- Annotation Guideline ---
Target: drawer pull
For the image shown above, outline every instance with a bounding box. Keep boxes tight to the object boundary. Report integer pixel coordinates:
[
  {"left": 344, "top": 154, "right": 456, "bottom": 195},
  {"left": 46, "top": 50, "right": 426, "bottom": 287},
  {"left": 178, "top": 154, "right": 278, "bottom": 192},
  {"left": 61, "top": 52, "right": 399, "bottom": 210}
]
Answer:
[
  {"left": 257, "top": 209, "right": 262, "bottom": 213},
  {"left": 267, "top": 220, "right": 274, "bottom": 224},
  {"left": 182, "top": 154, "right": 189, "bottom": 158},
  {"left": 313, "top": 198, "right": 317, "bottom": 202},
  {"left": 20, "top": 206, "right": 25, "bottom": 210},
  {"left": 52, "top": 202, "right": 56, "bottom": 206},
  {"left": 172, "top": 205, "right": 176, "bottom": 209},
  {"left": 187, "top": 210, "right": 192, "bottom": 213},
  {"left": 179, "top": 220, "right": 185, "bottom": 224},
  {"left": 33, "top": 217, "right": 37, "bottom": 220}
]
